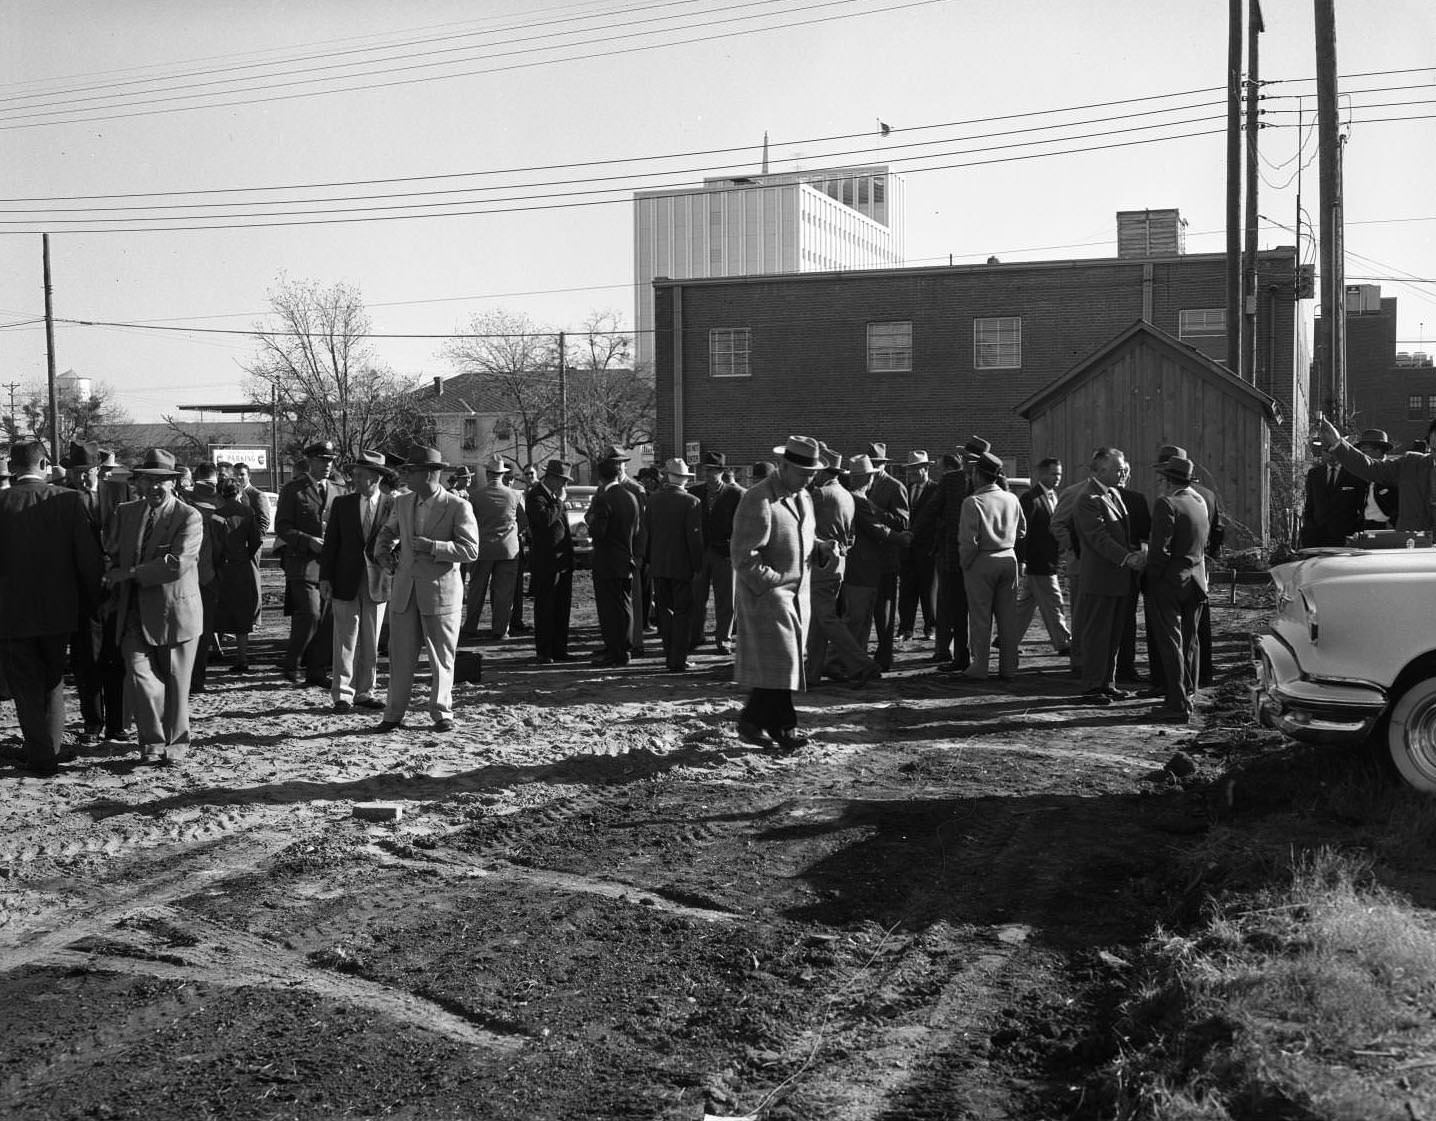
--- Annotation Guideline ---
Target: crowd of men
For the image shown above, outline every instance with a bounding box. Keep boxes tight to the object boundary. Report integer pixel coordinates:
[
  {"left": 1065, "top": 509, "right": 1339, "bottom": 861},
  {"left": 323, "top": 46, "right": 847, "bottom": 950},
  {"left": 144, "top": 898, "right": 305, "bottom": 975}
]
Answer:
[{"left": 0, "top": 426, "right": 1239, "bottom": 776}]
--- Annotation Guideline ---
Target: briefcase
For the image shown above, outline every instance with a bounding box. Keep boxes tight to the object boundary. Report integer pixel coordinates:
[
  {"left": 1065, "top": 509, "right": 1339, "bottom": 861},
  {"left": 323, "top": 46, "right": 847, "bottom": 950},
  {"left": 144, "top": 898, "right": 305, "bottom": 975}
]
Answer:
[{"left": 455, "top": 650, "right": 483, "bottom": 684}]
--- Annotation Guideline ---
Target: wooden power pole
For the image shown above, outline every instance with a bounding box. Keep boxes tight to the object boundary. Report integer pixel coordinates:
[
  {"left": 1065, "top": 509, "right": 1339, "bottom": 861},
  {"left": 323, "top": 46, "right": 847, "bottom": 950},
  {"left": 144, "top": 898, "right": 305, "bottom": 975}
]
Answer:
[
  {"left": 1315, "top": 0, "right": 1345, "bottom": 422},
  {"left": 1241, "top": 0, "right": 1264, "bottom": 385},
  {"left": 557, "top": 330, "right": 568, "bottom": 463},
  {"left": 42, "top": 234, "right": 60, "bottom": 463},
  {"left": 1225, "top": 0, "right": 1244, "bottom": 373}
]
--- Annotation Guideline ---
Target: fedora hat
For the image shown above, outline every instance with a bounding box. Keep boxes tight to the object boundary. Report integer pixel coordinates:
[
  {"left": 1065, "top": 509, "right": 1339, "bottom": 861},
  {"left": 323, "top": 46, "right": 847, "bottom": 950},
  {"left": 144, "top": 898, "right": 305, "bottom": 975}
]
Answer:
[
  {"left": 352, "top": 449, "right": 396, "bottom": 481},
  {"left": 700, "top": 450, "right": 726, "bottom": 469},
  {"left": 1355, "top": 428, "right": 1393, "bottom": 452},
  {"left": 1155, "top": 444, "right": 1188, "bottom": 463},
  {"left": 404, "top": 446, "right": 450, "bottom": 471},
  {"left": 97, "top": 449, "right": 118, "bottom": 469},
  {"left": 771, "top": 435, "right": 823, "bottom": 471},
  {"left": 863, "top": 441, "right": 889, "bottom": 465},
  {"left": 903, "top": 450, "right": 930, "bottom": 467},
  {"left": 600, "top": 444, "right": 631, "bottom": 463},
  {"left": 664, "top": 456, "right": 695, "bottom": 479},
  {"left": 819, "top": 443, "right": 845, "bottom": 473},
  {"left": 543, "top": 459, "right": 574, "bottom": 482},
  {"left": 303, "top": 439, "right": 339, "bottom": 460},
  {"left": 450, "top": 466, "right": 474, "bottom": 481},
  {"left": 1157, "top": 456, "right": 1196, "bottom": 484},
  {"left": 132, "top": 448, "right": 184, "bottom": 477},
  {"left": 962, "top": 436, "right": 991, "bottom": 461},
  {"left": 847, "top": 453, "right": 878, "bottom": 477},
  {"left": 483, "top": 453, "right": 509, "bottom": 474},
  {"left": 65, "top": 441, "right": 101, "bottom": 469},
  {"left": 974, "top": 450, "right": 1004, "bottom": 477}
]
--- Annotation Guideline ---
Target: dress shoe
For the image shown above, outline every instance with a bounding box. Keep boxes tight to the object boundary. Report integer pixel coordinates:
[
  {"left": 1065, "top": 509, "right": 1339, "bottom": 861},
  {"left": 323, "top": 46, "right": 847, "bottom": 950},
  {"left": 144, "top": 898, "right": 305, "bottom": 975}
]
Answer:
[
  {"left": 928, "top": 652, "right": 950, "bottom": 663},
  {"left": 354, "top": 696, "right": 385, "bottom": 710},
  {"left": 1102, "top": 687, "right": 1136, "bottom": 701},
  {"left": 333, "top": 701, "right": 354, "bottom": 715},
  {"left": 535, "top": 656, "right": 554, "bottom": 665},
  {"left": 937, "top": 658, "right": 971, "bottom": 674},
  {"left": 1054, "top": 646, "right": 1072, "bottom": 657},
  {"left": 849, "top": 664, "right": 883, "bottom": 689},
  {"left": 1080, "top": 689, "right": 1113, "bottom": 705},
  {"left": 713, "top": 642, "right": 731, "bottom": 656},
  {"left": 305, "top": 675, "right": 332, "bottom": 690},
  {"left": 1116, "top": 674, "right": 1144, "bottom": 686},
  {"left": 281, "top": 667, "right": 300, "bottom": 683},
  {"left": 229, "top": 663, "right": 251, "bottom": 675},
  {"left": 509, "top": 623, "right": 531, "bottom": 634},
  {"left": 104, "top": 728, "right": 131, "bottom": 744},
  {"left": 551, "top": 653, "right": 574, "bottom": 662},
  {"left": 432, "top": 718, "right": 455, "bottom": 732},
  {"left": 922, "top": 628, "right": 935, "bottom": 640},
  {"left": 769, "top": 728, "right": 810, "bottom": 753},
  {"left": 664, "top": 662, "right": 690, "bottom": 673},
  {"left": 735, "top": 719, "right": 769, "bottom": 746},
  {"left": 374, "top": 720, "right": 404, "bottom": 733}
]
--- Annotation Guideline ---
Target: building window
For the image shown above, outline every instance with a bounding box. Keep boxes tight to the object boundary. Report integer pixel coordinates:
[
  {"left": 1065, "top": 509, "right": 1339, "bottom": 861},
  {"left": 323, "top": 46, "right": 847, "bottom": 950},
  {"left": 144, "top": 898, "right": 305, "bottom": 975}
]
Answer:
[
  {"left": 867, "top": 321, "right": 912, "bottom": 373},
  {"left": 1179, "top": 309, "right": 1226, "bottom": 337},
  {"left": 974, "top": 316, "right": 1021, "bottom": 369},
  {"left": 1410, "top": 395, "right": 1425, "bottom": 420},
  {"left": 710, "top": 327, "right": 751, "bottom": 378},
  {"left": 1428, "top": 394, "right": 1436, "bottom": 418},
  {"left": 462, "top": 416, "right": 478, "bottom": 449}
]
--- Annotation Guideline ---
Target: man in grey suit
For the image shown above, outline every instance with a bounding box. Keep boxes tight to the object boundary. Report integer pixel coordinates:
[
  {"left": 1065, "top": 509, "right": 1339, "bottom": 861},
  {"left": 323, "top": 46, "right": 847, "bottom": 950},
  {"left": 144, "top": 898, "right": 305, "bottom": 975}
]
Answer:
[
  {"left": 462, "top": 453, "right": 524, "bottom": 640},
  {"left": 1073, "top": 448, "right": 1146, "bottom": 704},
  {"left": 1145, "top": 455, "right": 1210, "bottom": 722},
  {"left": 372, "top": 447, "right": 480, "bottom": 732}
]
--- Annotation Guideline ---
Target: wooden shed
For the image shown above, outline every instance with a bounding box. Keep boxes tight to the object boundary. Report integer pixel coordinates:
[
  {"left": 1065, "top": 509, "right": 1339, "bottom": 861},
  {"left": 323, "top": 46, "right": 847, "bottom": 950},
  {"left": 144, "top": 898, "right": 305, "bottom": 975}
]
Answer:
[{"left": 1014, "top": 320, "right": 1279, "bottom": 546}]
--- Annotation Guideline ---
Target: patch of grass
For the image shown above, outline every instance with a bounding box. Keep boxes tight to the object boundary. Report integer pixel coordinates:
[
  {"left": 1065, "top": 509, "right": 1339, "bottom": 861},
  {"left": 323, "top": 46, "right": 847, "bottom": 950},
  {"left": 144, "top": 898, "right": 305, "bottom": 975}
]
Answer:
[{"left": 1093, "top": 846, "right": 1436, "bottom": 1121}]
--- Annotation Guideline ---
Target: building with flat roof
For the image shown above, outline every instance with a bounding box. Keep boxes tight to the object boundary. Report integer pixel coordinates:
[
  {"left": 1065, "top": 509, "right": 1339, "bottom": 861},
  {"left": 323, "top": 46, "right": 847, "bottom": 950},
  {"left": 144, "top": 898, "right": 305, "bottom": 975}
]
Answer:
[
  {"left": 1323, "top": 285, "right": 1435, "bottom": 448},
  {"left": 633, "top": 164, "right": 905, "bottom": 368}
]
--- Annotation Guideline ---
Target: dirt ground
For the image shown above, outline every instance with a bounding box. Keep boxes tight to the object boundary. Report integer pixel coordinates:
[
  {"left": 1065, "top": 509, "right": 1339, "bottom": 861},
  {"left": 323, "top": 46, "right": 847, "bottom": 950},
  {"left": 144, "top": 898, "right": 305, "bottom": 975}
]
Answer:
[{"left": 0, "top": 577, "right": 1303, "bottom": 1119}]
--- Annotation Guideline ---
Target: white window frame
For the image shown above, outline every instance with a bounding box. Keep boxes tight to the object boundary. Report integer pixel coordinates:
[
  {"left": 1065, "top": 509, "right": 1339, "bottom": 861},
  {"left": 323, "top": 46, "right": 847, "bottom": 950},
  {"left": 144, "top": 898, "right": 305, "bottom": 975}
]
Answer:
[
  {"left": 710, "top": 327, "right": 751, "bottom": 378},
  {"left": 867, "top": 321, "right": 912, "bottom": 373},
  {"left": 1179, "top": 308, "right": 1226, "bottom": 338},
  {"left": 973, "top": 316, "right": 1021, "bottom": 370}
]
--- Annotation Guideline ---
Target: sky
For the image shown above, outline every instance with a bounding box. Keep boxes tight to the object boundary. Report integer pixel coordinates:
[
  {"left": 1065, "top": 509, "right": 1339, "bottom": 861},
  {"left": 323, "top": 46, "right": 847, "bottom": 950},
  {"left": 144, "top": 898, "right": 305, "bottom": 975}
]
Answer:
[{"left": 2, "top": 0, "right": 1432, "bottom": 424}]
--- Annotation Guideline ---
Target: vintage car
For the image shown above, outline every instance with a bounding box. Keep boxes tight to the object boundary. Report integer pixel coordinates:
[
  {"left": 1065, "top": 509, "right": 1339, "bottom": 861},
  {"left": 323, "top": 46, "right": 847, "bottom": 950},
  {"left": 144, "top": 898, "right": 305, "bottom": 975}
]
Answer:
[
  {"left": 564, "top": 485, "right": 597, "bottom": 568},
  {"left": 1251, "top": 543, "right": 1436, "bottom": 792}
]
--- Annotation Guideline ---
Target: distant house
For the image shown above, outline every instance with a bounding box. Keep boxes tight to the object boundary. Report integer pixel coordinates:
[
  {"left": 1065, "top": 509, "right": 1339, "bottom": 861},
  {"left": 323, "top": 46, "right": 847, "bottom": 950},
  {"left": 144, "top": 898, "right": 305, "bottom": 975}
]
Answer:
[
  {"left": 1015, "top": 320, "right": 1279, "bottom": 545},
  {"left": 411, "top": 374, "right": 564, "bottom": 478}
]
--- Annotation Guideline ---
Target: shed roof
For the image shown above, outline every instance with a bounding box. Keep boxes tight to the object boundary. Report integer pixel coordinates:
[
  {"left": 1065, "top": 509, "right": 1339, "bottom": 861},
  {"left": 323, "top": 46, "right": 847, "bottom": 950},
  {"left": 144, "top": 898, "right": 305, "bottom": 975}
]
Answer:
[{"left": 1013, "top": 319, "right": 1280, "bottom": 423}]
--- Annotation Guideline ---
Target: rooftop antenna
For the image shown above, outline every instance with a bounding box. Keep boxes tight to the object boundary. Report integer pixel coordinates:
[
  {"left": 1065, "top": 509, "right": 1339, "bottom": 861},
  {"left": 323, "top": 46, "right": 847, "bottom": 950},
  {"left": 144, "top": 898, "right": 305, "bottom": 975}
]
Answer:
[{"left": 761, "top": 130, "right": 769, "bottom": 175}]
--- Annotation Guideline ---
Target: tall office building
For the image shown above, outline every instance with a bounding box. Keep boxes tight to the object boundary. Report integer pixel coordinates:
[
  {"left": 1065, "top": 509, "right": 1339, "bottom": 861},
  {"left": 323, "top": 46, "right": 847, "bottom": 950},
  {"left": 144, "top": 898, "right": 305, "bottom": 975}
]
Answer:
[{"left": 633, "top": 164, "right": 906, "bottom": 368}]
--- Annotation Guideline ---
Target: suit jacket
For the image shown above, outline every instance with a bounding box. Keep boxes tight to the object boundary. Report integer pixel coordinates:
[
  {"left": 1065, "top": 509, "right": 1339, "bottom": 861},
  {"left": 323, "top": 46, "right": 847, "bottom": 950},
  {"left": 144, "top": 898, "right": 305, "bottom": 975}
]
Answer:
[
  {"left": 586, "top": 481, "right": 640, "bottom": 579},
  {"left": 0, "top": 478, "right": 103, "bottom": 638},
  {"left": 1116, "top": 485, "right": 1152, "bottom": 545},
  {"left": 106, "top": 496, "right": 204, "bottom": 646},
  {"left": 1300, "top": 463, "right": 1364, "bottom": 546},
  {"left": 916, "top": 469, "right": 973, "bottom": 570},
  {"left": 645, "top": 484, "right": 704, "bottom": 580},
  {"left": 866, "top": 471, "right": 910, "bottom": 574},
  {"left": 319, "top": 491, "right": 394, "bottom": 603},
  {"left": 276, "top": 474, "right": 343, "bottom": 581},
  {"left": 1073, "top": 477, "right": 1135, "bottom": 597},
  {"left": 1331, "top": 442, "right": 1436, "bottom": 531},
  {"left": 1146, "top": 487, "right": 1210, "bottom": 596},
  {"left": 374, "top": 487, "right": 479, "bottom": 615},
  {"left": 526, "top": 483, "right": 574, "bottom": 574},
  {"left": 730, "top": 474, "right": 816, "bottom": 691},
  {"left": 240, "top": 484, "right": 272, "bottom": 534},
  {"left": 471, "top": 481, "right": 522, "bottom": 560},
  {"left": 1016, "top": 484, "right": 1061, "bottom": 575},
  {"left": 687, "top": 480, "right": 745, "bottom": 556},
  {"left": 618, "top": 476, "right": 649, "bottom": 565},
  {"left": 848, "top": 492, "right": 907, "bottom": 588}
]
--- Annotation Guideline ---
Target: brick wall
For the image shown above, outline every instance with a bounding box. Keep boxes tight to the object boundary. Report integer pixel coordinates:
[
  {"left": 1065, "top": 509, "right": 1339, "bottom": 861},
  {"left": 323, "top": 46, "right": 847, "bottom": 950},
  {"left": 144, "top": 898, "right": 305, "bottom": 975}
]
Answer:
[{"left": 1343, "top": 298, "right": 1436, "bottom": 449}]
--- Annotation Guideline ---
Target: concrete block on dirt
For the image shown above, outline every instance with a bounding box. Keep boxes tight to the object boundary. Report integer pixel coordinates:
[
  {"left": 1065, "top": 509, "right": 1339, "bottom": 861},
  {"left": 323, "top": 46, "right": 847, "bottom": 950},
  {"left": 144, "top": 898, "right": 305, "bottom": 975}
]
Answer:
[{"left": 352, "top": 802, "right": 404, "bottom": 822}]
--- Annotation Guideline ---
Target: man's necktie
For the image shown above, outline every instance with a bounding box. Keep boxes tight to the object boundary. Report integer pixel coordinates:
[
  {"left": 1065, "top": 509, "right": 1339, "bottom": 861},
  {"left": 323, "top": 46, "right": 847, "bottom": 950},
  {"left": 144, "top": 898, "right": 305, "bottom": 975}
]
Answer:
[
  {"left": 137, "top": 507, "right": 157, "bottom": 558},
  {"left": 361, "top": 498, "right": 372, "bottom": 538}
]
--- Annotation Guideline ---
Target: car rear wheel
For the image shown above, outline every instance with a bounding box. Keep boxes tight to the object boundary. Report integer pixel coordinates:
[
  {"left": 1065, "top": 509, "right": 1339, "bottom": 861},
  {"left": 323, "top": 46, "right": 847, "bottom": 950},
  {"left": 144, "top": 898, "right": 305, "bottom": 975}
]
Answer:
[{"left": 1386, "top": 676, "right": 1436, "bottom": 793}]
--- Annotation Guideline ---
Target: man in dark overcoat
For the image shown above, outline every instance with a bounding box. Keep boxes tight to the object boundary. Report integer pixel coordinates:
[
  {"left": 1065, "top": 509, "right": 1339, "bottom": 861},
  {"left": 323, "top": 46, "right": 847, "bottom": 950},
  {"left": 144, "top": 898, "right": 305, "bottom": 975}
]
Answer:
[
  {"left": 898, "top": 450, "right": 937, "bottom": 642},
  {"left": 586, "top": 450, "right": 641, "bottom": 667},
  {"left": 1073, "top": 448, "right": 1145, "bottom": 704},
  {"left": 644, "top": 458, "right": 704, "bottom": 672},
  {"left": 1299, "top": 446, "right": 1363, "bottom": 547},
  {"left": 0, "top": 439, "right": 104, "bottom": 775},
  {"left": 1318, "top": 414, "right": 1436, "bottom": 531},
  {"left": 275, "top": 440, "right": 343, "bottom": 685},
  {"left": 859, "top": 441, "right": 910, "bottom": 671},
  {"left": 1145, "top": 455, "right": 1210, "bottom": 721},
  {"left": 526, "top": 460, "right": 576, "bottom": 664},
  {"left": 687, "top": 451, "right": 745, "bottom": 654}
]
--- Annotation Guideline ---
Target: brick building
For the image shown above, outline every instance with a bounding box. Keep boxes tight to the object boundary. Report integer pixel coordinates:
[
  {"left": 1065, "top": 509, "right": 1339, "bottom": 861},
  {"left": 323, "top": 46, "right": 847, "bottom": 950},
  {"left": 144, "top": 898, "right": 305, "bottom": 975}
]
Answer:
[
  {"left": 653, "top": 225, "right": 1309, "bottom": 484},
  {"left": 1330, "top": 286, "right": 1436, "bottom": 448}
]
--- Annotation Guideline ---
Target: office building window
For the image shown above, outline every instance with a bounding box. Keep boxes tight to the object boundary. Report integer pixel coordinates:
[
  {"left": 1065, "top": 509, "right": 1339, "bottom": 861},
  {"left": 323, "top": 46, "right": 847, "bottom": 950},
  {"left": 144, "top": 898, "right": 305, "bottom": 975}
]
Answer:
[
  {"left": 462, "top": 416, "right": 478, "bottom": 449},
  {"left": 1179, "top": 308, "right": 1226, "bottom": 337},
  {"left": 974, "top": 316, "right": 1021, "bottom": 369},
  {"left": 867, "top": 321, "right": 912, "bottom": 373},
  {"left": 1428, "top": 394, "right": 1436, "bottom": 418},
  {"left": 1410, "top": 395, "right": 1425, "bottom": 420},
  {"left": 710, "top": 327, "right": 751, "bottom": 378}
]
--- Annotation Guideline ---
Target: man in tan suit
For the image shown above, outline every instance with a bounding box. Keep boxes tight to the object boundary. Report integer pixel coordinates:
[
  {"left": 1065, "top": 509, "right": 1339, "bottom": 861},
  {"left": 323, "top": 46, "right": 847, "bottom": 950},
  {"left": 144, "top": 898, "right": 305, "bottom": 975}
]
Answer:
[
  {"left": 102, "top": 448, "right": 204, "bottom": 764},
  {"left": 372, "top": 447, "right": 480, "bottom": 732}
]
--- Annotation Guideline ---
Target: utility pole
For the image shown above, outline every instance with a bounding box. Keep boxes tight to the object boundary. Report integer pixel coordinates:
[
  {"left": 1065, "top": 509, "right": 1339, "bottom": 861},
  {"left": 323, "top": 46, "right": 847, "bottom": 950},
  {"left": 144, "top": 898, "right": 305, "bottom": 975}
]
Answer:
[
  {"left": 557, "top": 330, "right": 568, "bottom": 463},
  {"left": 1225, "top": 0, "right": 1244, "bottom": 374},
  {"left": 270, "top": 383, "right": 280, "bottom": 491},
  {"left": 1, "top": 382, "right": 20, "bottom": 435},
  {"left": 1315, "top": 0, "right": 1345, "bottom": 423},
  {"left": 1241, "top": 0, "right": 1264, "bottom": 386},
  {"left": 42, "top": 234, "right": 60, "bottom": 463}
]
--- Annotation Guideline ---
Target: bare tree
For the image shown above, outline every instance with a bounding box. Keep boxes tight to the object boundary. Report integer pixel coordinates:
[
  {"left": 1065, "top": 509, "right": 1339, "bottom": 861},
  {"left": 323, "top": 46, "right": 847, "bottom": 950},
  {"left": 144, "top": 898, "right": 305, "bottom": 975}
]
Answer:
[
  {"left": 564, "top": 309, "right": 654, "bottom": 466},
  {"left": 441, "top": 309, "right": 559, "bottom": 467},
  {"left": 242, "top": 276, "right": 433, "bottom": 459},
  {"left": 12, "top": 379, "right": 132, "bottom": 452}
]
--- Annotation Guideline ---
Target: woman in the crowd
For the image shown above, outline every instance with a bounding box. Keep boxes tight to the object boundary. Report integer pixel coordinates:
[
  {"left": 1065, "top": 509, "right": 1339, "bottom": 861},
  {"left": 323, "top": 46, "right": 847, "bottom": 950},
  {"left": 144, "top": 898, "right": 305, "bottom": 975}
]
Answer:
[{"left": 213, "top": 476, "right": 263, "bottom": 673}]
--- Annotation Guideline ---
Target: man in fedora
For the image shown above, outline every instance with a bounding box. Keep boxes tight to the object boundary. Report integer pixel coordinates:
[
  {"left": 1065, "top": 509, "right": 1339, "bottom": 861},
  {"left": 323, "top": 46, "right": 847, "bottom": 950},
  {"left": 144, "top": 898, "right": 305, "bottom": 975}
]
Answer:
[
  {"left": 807, "top": 447, "right": 882, "bottom": 688},
  {"left": 1072, "top": 448, "right": 1145, "bottom": 704},
  {"left": 0, "top": 439, "right": 104, "bottom": 775},
  {"left": 527, "top": 460, "right": 577, "bottom": 664},
  {"left": 586, "top": 446, "right": 642, "bottom": 667},
  {"left": 462, "top": 453, "right": 525, "bottom": 640},
  {"left": 1145, "top": 454, "right": 1210, "bottom": 722},
  {"left": 1015, "top": 456, "right": 1072, "bottom": 657},
  {"left": 845, "top": 454, "right": 913, "bottom": 664},
  {"left": 1318, "top": 414, "right": 1436, "bottom": 532},
  {"left": 731, "top": 436, "right": 833, "bottom": 750},
  {"left": 1300, "top": 443, "right": 1363, "bottom": 547},
  {"left": 320, "top": 452, "right": 396, "bottom": 713},
  {"left": 645, "top": 458, "right": 704, "bottom": 671},
  {"left": 371, "top": 447, "right": 479, "bottom": 732},
  {"left": 688, "top": 450, "right": 744, "bottom": 654},
  {"left": 898, "top": 449, "right": 937, "bottom": 644},
  {"left": 62, "top": 441, "right": 111, "bottom": 741},
  {"left": 605, "top": 445, "right": 650, "bottom": 659},
  {"left": 959, "top": 450, "right": 1026, "bottom": 682},
  {"left": 1353, "top": 428, "right": 1400, "bottom": 530},
  {"left": 915, "top": 436, "right": 988, "bottom": 671},
  {"left": 276, "top": 439, "right": 344, "bottom": 686},
  {"left": 102, "top": 448, "right": 205, "bottom": 764},
  {"left": 858, "top": 441, "right": 909, "bottom": 671}
]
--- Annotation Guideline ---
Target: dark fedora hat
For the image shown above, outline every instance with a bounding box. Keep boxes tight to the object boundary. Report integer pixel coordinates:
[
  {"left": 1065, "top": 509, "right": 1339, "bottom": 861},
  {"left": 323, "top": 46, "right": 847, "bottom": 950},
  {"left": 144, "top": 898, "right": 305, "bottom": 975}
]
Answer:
[
  {"left": 404, "top": 446, "right": 450, "bottom": 471},
  {"left": 132, "top": 448, "right": 184, "bottom": 477},
  {"left": 962, "top": 435, "right": 991, "bottom": 461},
  {"left": 700, "top": 450, "right": 727, "bottom": 469},
  {"left": 1155, "top": 443, "right": 1188, "bottom": 463},
  {"left": 1157, "top": 455, "right": 1197, "bottom": 484},
  {"left": 352, "top": 449, "right": 396, "bottom": 481},
  {"left": 974, "top": 450, "right": 1004, "bottom": 477},
  {"left": 600, "top": 444, "right": 630, "bottom": 463},
  {"left": 771, "top": 435, "right": 822, "bottom": 471},
  {"left": 543, "top": 459, "right": 574, "bottom": 481},
  {"left": 303, "top": 439, "right": 339, "bottom": 459},
  {"left": 1354, "top": 428, "right": 1393, "bottom": 452},
  {"left": 863, "top": 441, "right": 890, "bottom": 465},
  {"left": 65, "top": 441, "right": 101, "bottom": 469}
]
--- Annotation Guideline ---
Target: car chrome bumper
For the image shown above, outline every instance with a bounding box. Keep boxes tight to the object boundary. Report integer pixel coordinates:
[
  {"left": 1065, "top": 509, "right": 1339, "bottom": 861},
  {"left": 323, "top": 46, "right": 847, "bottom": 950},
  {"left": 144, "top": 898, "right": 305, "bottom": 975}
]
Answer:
[{"left": 1249, "top": 633, "right": 1387, "bottom": 745}]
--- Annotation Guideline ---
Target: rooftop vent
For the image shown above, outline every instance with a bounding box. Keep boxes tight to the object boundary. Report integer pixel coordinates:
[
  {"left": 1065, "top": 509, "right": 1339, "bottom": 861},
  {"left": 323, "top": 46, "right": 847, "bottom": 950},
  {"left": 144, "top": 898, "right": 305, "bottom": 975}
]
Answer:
[{"left": 1117, "top": 209, "right": 1186, "bottom": 259}]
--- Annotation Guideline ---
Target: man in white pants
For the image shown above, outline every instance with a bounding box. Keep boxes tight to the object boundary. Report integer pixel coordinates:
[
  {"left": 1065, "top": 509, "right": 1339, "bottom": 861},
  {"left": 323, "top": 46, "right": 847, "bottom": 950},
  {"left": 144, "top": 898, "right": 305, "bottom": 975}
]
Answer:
[
  {"left": 372, "top": 447, "right": 480, "bottom": 732},
  {"left": 319, "top": 452, "right": 395, "bottom": 714}
]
